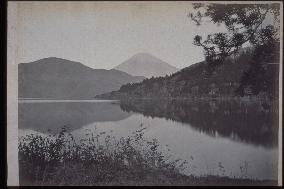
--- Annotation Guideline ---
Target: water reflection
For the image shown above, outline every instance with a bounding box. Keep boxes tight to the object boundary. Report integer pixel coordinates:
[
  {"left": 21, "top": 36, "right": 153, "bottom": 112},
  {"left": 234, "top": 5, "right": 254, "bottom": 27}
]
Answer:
[
  {"left": 18, "top": 99, "right": 279, "bottom": 180},
  {"left": 120, "top": 99, "right": 279, "bottom": 148},
  {"left": 19, "top": 101, "right": 132, "bottom": 133}
]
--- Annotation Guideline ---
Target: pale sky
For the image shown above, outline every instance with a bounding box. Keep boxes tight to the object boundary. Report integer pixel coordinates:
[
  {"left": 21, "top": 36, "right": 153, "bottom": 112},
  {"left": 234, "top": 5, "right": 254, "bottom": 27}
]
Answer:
[{"left": 9, "top": 1, "right": 229, "bottom": 69}]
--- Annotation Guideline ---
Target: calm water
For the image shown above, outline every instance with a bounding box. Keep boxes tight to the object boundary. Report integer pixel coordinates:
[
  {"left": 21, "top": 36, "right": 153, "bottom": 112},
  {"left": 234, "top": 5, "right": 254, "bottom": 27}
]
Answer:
[{"left": 18, "top": 99, "right": 279, "bottom": 180}]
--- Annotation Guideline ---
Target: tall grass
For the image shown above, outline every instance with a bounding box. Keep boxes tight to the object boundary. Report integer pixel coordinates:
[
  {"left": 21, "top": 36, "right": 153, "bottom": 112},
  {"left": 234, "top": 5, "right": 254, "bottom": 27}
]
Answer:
[
  {"left": 19, "top": 125, "right": 188, "bottom": 186},
  {"left": 19, "top": 125, "right": 277, "bottom": 186}
]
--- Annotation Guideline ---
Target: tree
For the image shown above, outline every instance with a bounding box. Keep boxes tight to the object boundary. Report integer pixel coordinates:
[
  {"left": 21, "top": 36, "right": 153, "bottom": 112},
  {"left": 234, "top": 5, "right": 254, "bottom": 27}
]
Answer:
[
  {"left": 190, "top": 3, "right": 280, "bottom": 65},
  {"left": 190, "top": 3, "right": 280, "bottom": 98}
]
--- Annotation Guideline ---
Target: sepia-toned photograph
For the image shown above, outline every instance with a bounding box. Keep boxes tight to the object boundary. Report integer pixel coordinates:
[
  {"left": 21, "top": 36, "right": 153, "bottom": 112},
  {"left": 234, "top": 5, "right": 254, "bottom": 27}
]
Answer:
[{"left": 7, "top": 1, "right": 282, "bottom": 186}]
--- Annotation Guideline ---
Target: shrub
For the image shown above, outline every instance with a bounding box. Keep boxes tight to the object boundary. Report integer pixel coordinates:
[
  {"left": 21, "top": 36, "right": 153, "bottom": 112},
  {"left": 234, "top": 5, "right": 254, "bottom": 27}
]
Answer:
[{"left": 18, "top": 125, "right": 187, "bottom": 186}]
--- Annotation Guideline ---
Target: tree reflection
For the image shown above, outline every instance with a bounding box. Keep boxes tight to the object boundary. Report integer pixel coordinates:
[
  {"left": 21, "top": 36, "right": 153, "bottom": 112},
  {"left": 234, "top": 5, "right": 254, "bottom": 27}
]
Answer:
[{"left": 120, "top": 99, "right": 278, "bottom": 148}]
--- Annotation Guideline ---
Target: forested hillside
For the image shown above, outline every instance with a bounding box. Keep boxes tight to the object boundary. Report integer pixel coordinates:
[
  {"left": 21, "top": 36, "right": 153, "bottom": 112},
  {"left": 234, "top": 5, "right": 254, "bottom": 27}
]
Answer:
[{"left": 96, "top": 47, "right": 279, "bottom": 99}]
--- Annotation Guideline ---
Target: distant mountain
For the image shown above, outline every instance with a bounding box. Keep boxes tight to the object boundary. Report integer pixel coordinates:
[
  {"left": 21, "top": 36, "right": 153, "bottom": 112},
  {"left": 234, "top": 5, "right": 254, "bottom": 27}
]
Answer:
[
  {"left": 113, "top": 53, "right": 179, "bottom": 78},
  {"left": 19, "top": 57, "right": 145, "bottom": 99},
  {"left": 96, "top": 48, "right": 279, "bottom": 99}
]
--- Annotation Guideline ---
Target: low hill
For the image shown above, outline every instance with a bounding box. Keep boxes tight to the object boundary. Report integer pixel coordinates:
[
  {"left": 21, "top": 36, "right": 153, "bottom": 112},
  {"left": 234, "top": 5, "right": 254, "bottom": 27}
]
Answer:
[{"left": 19, "top": 57, "right": 145, "bottom": 99}]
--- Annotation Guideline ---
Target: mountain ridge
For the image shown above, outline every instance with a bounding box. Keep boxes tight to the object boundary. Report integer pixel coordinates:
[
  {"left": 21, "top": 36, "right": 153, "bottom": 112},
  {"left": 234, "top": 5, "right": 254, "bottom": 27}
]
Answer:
[{"left": 19, "top": 57, "right": 145, "bottom": 99}]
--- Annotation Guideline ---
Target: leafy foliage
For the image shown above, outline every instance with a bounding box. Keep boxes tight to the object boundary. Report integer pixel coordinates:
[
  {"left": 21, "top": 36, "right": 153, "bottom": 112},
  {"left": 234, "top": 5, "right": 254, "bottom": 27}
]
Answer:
[
  {"left": 190, "top": 3, "right": 280, "bottom": 64},
  {"left": 236, "top": 40, "right": 279, "bottom": 97},
  {"left": 189, "top": 3, "right": 280, "bottom": 97}
]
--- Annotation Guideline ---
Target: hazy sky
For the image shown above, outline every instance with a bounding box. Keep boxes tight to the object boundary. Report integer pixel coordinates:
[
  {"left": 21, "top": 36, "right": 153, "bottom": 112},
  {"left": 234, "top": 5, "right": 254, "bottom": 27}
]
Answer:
[{"left": 9, "top": 1, "right": 229, "bottom": 69}]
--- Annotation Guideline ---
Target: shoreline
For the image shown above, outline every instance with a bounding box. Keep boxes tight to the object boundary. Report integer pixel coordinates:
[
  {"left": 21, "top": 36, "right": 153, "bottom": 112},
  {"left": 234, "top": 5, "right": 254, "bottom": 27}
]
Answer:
[{"left": 95, "top": 96, "right": 279, "bottom": 103}]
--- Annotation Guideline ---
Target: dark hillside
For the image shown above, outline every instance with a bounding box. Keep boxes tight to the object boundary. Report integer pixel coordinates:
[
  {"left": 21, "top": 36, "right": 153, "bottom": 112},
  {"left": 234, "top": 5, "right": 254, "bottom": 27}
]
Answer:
[
  {"left": 19, "top": 57, "right": 145, "bottom": 99},
  {"left": 97, "top": 48, "right": 279, "bottom": 99}
]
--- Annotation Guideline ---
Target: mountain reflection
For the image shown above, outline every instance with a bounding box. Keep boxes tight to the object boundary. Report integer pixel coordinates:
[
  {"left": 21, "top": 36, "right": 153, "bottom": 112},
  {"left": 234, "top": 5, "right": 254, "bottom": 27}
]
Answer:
[
  {"left": 19, "top": 101, "right": 132, "bottom": 133},
  {"left": 120, "top": 99, "right": 279, "bottom": 148}
]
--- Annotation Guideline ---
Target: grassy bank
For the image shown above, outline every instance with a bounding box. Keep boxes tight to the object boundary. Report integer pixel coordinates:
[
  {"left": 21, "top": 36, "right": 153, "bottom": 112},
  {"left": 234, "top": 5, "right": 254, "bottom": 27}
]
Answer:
[{"left": 19, "top": 127, "right": 277, "bottom": 186}]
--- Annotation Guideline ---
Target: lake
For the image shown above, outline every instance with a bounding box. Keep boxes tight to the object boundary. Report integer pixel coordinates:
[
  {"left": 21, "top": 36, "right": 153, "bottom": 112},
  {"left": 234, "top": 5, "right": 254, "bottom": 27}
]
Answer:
[{"left": 18, "top": 99, "right": 279, "bottom": 181}]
